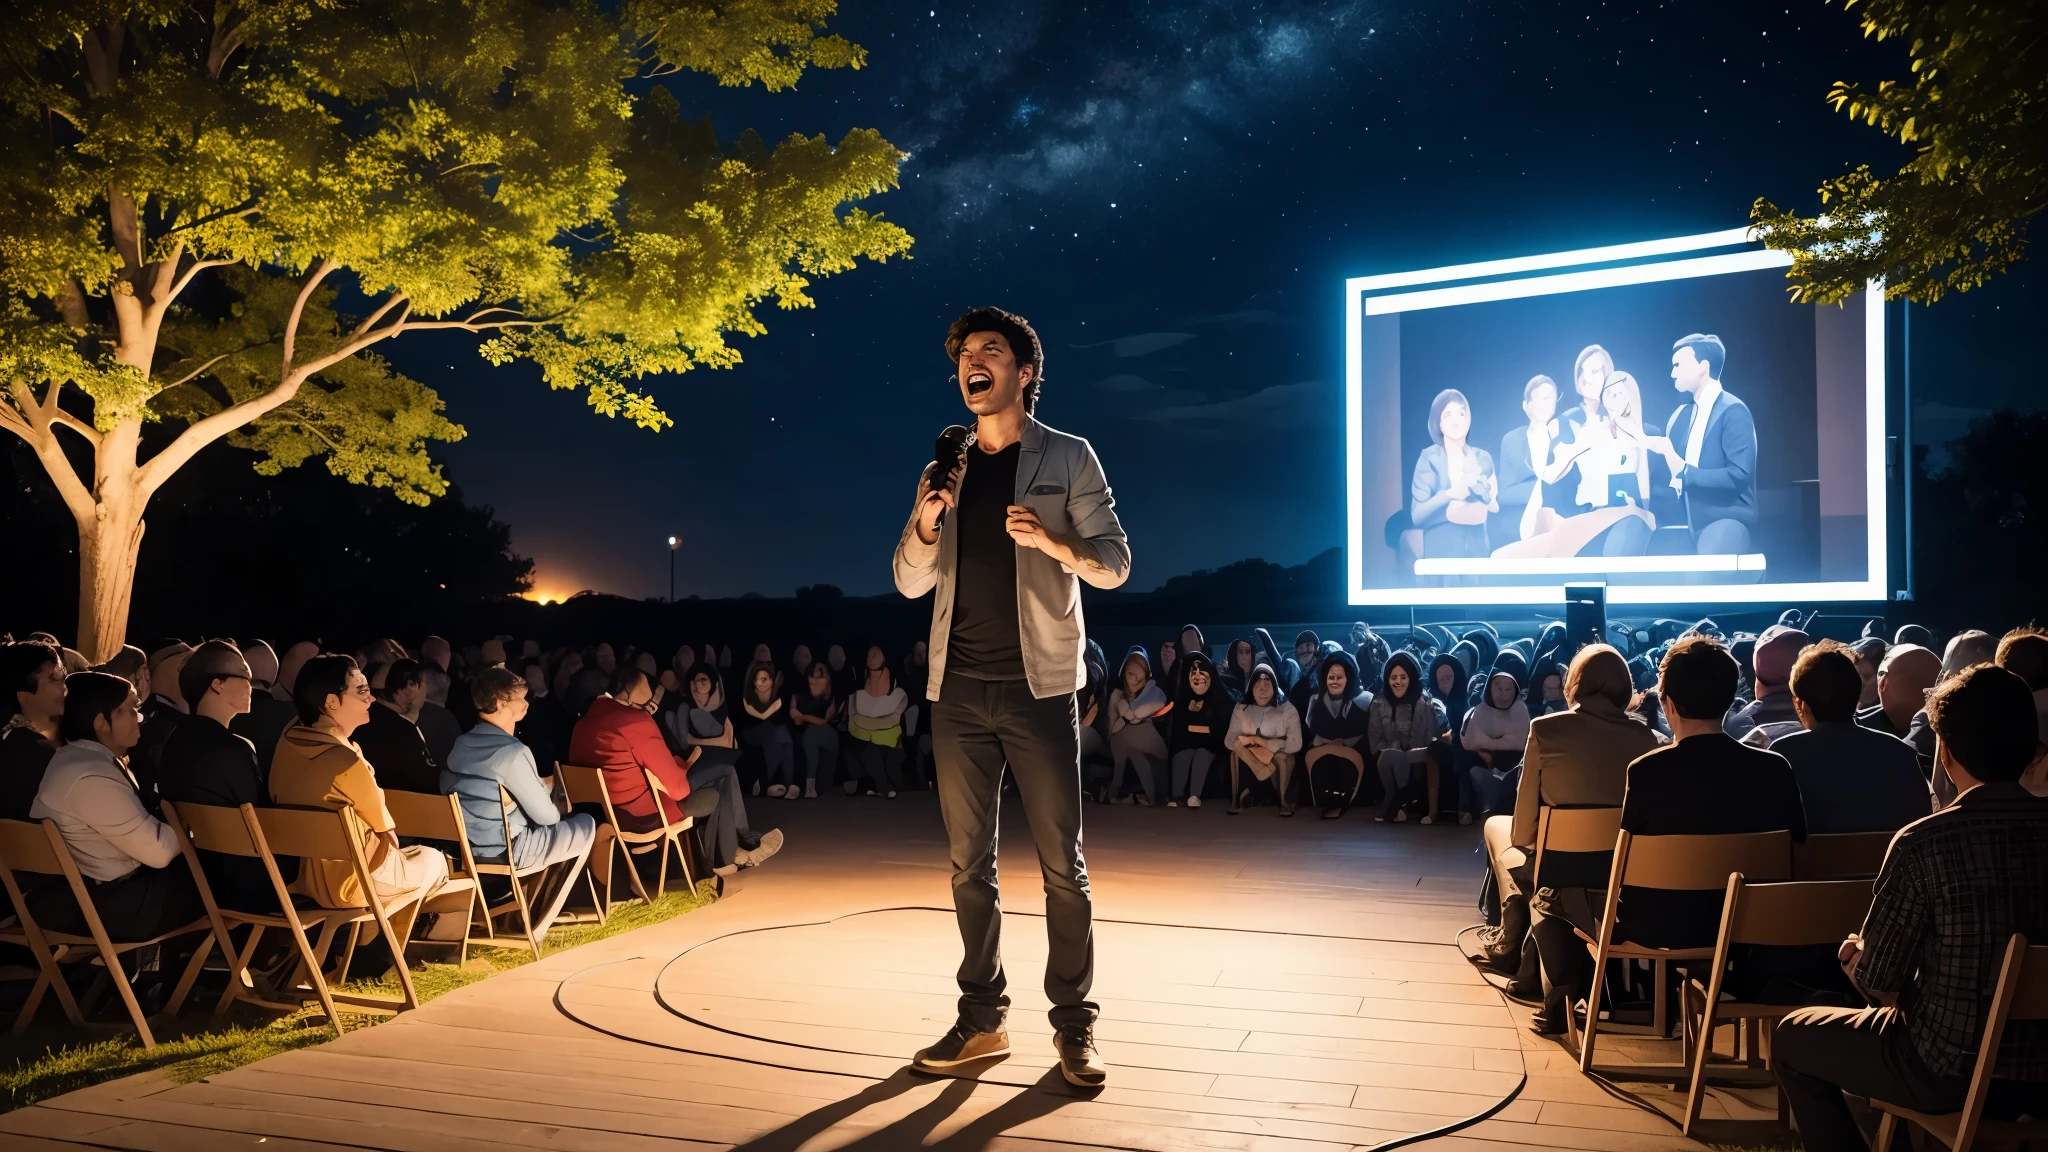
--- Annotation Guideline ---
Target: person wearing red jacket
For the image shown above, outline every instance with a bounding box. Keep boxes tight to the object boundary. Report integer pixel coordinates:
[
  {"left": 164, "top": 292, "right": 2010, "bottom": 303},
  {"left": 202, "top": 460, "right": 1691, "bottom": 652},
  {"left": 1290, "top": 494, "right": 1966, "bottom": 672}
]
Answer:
[{"left": 569, "top": 667, "right": 781, "bottom": 876}]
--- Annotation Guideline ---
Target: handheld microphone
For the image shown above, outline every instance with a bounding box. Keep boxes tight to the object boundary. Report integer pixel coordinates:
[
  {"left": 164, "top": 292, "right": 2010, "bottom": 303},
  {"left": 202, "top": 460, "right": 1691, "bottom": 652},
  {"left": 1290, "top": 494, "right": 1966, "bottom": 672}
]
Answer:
[{"left": 924, "top": 425, "right": 969, "bottom": 490}]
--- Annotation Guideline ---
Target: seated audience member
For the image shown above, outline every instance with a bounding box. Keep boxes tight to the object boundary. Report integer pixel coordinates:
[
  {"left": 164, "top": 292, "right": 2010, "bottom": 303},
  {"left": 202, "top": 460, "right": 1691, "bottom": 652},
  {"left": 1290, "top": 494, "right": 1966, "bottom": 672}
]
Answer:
[
  {"left": 1913, "top": 630, "right": 2007, "bottom": 807},
  {"left": 443, "top": 669, "right": 596, "bottom": 936},
  {"left": 1774, "top": 664, "right": 2048, "bottom": 1151},
  {"left": 516, "top": 656, "right": 570, "bottom": 775},
  {"left": 134, "top": 642, "right": 193, "bottom": 800},
  {"left": 1849, "top": 636, "right": 1887, "bottom": 712},
  {"left": 673, "top": 664, "right": 782, "bottom": 867},
  {"left": 269, "top": 656, "right": 448, "bottom": 939},
  {"left": 1369, "top": 652, "right": 1448, "bottom": 823},
  {"left": 1477, "top": 644, "right": 1662, "bottom": 977},
  {"left": 1463, "top": 671, "right": 1530, "bottom": 821},
  {"left": 1428, "top": 653, "right": 1477, "bottom": 824},
  {"left": 569, "top": 666, "right": 742, "bottom": 875},
  {"left": 1728, "top": 624, "right": 1810, "bottom": 745},
  {"left": 28, "top": 672, "right": 205, "bottom": 942},
  {"left": 231, "top": 640, "right": 297, "bottom": 774},
  {"left": 157, "top": 641, "right": 283, "bottom": 912},
  {"left": 1995, "top": 627, "right": 2048, "bottom": 794},
  {"left": 846, "top": 648, "right": 909, "bottom": 798},
  {"left": 415, "top": 665, "right": 464, "bottom": 771},
  {"left": 1528, "top": 636, "right": 1806, "bottom": 1033},
  {"left": 1303, "top": 651, "right": 1372, "bottom": 819},
  {"left": 1225, "top": 664, "right": 1303, "bottom": 816},
  {"left": 2, "top": 641, "right": 65, "bottom": 821},
  {"left": 354, "top": 659, "right": 440, "bottom": 795},
  {"left": 1528, "top": 664, "right": 1568, "bottom": 718},
  {"left": 1285, "top": 631, "right": 1322, "bottom": 718},
  {"left": 89, "top": 645, "right": 150, "bottom": 698},
  {"left": 275, "top": 641, "right": 318, "bottom": 700},
  {"left": 1167, "top": 651, "right": 1229, "bottom": 807},
  {"left": 1106, "top": 647, "right": 1169, "bottom": 806},
  {"left": 788, "top": 662, "right": 842, "bottom": 798},
  {"left": 1220, "top": 639, "right": 1256, "bottom": 699},
  {"left": 735, "top": 660, "right": 798, "bottom": 799},
  {"left": 1858, "top": 642, "right": 1939, "bottom": 741},
  {"left": 1771, "top": 641, "right": 1932, "bottom": 833}
]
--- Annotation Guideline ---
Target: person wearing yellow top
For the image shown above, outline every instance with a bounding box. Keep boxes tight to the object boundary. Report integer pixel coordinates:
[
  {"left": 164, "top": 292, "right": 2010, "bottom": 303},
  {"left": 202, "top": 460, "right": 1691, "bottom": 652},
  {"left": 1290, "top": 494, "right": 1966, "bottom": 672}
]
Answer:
[{"left": 268, "top": 654, "right": 448, "bottom": 943}]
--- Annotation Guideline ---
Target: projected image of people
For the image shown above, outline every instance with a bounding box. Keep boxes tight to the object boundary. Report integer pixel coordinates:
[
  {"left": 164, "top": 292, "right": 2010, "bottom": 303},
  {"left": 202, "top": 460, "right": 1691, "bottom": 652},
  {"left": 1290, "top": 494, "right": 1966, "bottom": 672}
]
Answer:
[{"left": 1356, "top": 253, "right": 1879, "bottom": 598}]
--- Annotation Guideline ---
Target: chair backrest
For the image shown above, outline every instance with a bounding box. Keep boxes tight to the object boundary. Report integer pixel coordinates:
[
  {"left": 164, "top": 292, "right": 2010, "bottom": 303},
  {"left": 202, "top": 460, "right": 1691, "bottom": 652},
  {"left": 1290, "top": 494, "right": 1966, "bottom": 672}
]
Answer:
[
  {"left": 2005, "top": 937, "right": 2048, "bottom": 1023},
  {"left": 640, "top": 767, "right": 675, "bottom": 831},
  {"left": 1727, "top": 878, "right": 1875, "bottom": 947},
  {"left": 1793, "top": 831, "right": 1895, "bottom": 880},
  {"left": 1619, "top": 830, "right": 1793, "bottom": 891},
  {"left": 0, "top": 818, "right": 67, "bottom": 876},
  {"left": 169, "top": 801, "right": 262, "bottom": 857},
  {"left": 252, "top": 805, "right": 361, "bottom": 862},
  {"left": 498, "top": 784, "right": 520, "bottom": 850},
  {"left": 384, "top": 789, "right": 466, "bottom": 843},
  {"left": 1533, "top": 806, "right": 1621, "bottom": 889},
  {"left": 558, "top": 764, "right": 612, "bottom": 809}
]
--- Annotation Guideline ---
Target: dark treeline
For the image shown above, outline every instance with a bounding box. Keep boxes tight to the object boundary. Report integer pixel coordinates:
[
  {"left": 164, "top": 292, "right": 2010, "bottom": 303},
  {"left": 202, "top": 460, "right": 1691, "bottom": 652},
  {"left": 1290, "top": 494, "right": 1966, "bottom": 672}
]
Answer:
[{"left": 8, "top": 410, "right": 2045, "bottom": 652}]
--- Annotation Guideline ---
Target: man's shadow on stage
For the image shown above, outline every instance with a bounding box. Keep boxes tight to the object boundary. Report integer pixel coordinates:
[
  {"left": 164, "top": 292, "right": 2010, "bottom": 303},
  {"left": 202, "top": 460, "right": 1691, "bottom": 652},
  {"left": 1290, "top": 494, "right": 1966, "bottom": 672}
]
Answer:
[{"left": 733, "top": 1064, "right": 1093, "bottom": 1152}]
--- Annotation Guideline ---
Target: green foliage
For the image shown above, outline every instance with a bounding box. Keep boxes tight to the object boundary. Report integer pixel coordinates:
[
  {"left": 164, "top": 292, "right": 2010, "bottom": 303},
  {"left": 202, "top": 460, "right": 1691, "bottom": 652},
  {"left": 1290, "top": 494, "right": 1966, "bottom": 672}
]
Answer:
[
  {"left": 1751, "top": 0, "right": 2045, "bottom": 304},
  {"left": 0, "top": 0, "right": 909, "bottom": 487}
]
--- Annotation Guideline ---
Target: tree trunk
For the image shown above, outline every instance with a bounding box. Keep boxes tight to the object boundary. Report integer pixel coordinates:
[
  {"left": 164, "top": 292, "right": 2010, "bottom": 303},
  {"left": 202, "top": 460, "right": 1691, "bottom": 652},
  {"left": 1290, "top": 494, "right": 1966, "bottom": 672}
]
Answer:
[{"left": 72, "top": 417, "right": 148, "bottom": 663}]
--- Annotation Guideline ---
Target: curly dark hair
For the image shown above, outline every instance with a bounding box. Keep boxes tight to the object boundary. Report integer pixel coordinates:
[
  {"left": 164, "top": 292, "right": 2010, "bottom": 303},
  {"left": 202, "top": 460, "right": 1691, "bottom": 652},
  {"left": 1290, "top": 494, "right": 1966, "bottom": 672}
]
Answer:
[{"left": 945, "top": 307, "right": 1044, "bottom": 413}]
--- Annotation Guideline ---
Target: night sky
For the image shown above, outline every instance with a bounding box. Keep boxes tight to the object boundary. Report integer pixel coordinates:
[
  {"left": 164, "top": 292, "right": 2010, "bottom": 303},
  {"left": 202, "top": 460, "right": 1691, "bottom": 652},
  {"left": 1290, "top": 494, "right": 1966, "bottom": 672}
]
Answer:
[{"left": 385, "top": 0, "right": 2045, "bottom": 602}]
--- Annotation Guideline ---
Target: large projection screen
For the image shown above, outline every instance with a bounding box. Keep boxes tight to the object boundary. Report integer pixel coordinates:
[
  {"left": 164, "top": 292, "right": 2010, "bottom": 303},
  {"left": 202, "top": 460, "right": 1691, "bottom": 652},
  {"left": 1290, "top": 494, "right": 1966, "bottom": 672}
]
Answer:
[{"left": 1345, "top": 228, "right": 1886, "bottom": 607}]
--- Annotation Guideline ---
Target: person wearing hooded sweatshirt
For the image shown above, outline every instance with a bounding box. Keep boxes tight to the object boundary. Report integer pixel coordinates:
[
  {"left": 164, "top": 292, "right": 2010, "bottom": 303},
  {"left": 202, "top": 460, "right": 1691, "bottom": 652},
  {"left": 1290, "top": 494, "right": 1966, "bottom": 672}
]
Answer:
[
  {"left": 1226, "top": 665, "right": 1303, "bottom": 815},
  {"left": 1076, "top": 640, "right": 1112, "bottom": 792},
  {"left": 1370, "top": 651, "right": 1449, "bottom": 823},
  {"left": 1463, "top": 671, "right": 1531, "bottom": 819},
  {"left": 1167, "top": 651, "right": 1230, "bottom": 806},
  {"left": 1173, "top": 625, "right": 1208, "bottom": 696},
  {"left": 1427, "top": 650, "right": 1475, "bottom": 824},
  {"left": 1253, "top": 629, "right": 1290, "bottom": 691},
  {"left": 1107, "top": 647, "right": 1169, "bottom": 805},
  {"left": 1220, "top": 639, "right": 1257, "bottom": 700},
  {"left": 1303, "top": 651, "right": 1373, "bottom": 818}
]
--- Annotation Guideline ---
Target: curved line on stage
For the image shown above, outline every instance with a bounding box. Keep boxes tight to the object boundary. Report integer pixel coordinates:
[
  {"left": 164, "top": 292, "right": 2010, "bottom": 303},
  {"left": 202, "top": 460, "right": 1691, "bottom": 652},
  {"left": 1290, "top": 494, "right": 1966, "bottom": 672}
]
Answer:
[{"left": 552, "top": 904, "right": 1529, "bottom": 1150}]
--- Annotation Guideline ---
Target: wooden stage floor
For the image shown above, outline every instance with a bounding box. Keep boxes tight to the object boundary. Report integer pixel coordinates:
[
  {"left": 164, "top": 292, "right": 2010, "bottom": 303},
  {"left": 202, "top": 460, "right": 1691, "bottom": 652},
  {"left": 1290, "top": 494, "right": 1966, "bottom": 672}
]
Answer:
[{"left": 0, "top": 793, "right": 1778, "bottom": 1151}]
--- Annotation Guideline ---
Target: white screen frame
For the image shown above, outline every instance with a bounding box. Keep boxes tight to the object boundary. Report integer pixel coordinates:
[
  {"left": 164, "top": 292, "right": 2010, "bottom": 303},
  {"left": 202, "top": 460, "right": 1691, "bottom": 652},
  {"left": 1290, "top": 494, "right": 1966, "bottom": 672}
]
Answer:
[{"left": 1344, "top": 228, "right": 1887, "bottom": 607}]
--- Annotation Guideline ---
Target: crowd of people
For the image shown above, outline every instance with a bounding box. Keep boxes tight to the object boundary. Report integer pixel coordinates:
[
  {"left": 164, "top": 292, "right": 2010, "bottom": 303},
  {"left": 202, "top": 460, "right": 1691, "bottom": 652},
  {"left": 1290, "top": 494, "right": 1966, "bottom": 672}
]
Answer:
[{"left": 3, "top": 612, "right": 2046, "bottom": 1144}]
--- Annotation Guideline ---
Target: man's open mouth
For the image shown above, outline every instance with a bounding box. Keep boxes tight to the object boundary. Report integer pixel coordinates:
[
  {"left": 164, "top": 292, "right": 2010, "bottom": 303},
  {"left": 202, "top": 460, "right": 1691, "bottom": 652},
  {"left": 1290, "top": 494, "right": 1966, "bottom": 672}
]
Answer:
[{"left": 966, "top": 370, "right": 993, "bottom": 395}]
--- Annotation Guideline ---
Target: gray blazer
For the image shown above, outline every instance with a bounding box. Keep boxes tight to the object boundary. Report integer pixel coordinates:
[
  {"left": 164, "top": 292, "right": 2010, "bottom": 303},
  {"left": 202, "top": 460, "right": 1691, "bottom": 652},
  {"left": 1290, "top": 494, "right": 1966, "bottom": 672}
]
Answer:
[{"left": 894, "top": 416, "right": 1131, "bottom": 700}]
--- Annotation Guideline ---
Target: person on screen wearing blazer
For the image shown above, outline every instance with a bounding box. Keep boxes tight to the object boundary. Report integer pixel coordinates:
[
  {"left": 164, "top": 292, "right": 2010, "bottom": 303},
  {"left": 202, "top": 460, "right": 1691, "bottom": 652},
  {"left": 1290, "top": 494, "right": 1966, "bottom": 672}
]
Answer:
[
  {"left": 1539, "top": 344, "right": 1613, "bottom": 519},
  {"left": 1644, "top": 333, "right": 1757, "bottom": 555},
  {"left": 1494, "top": 374, "right": 1560, "bottom": 544},
  {"left": 1410, "top": 388, "right": 1498, "bottom": 561}
]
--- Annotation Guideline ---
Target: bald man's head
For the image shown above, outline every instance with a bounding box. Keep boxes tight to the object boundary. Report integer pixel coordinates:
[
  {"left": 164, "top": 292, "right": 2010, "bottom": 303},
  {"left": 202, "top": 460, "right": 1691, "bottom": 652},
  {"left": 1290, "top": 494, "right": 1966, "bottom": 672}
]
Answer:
[
  {"left": 277, "top": 641, "right": 320, "bottom": 693},
  {"left": 1878, "top": 643, "right": 1942, "bottom": 720}
]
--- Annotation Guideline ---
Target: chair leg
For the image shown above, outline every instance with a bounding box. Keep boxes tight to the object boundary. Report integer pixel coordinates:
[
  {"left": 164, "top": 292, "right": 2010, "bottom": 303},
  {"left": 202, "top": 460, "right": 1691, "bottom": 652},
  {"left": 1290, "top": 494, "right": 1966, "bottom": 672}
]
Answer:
[
  {"left": 166, "top": 930, "right": 216, "bottom": 1015},
  {"left": 622, "top": 843, "right": 653, "bottom": 906},
  {"left": 1579, "top": 957, "right": 1608, "bottom": 1073},
  {"left": 216, "top": 925, "right": 266, "bottom": 1016},
  {"left": 1681, "top": 999, "right": 1718, "bottom": 1134},
  {"left": 103, "top": 949, "right": 158, "bottom": 1052},
  {"left": 652, "top": 839, "right": 669, "bottom": 902},
  {"left": 1875, "top": 1111, "right": 1898, "bottom": 1152},
  {"left": 676, "top": 832, "right": 698, "bottom": 898},
  {"left": 1653, "top": 959, "right": 1669, "bottom": 1038}
]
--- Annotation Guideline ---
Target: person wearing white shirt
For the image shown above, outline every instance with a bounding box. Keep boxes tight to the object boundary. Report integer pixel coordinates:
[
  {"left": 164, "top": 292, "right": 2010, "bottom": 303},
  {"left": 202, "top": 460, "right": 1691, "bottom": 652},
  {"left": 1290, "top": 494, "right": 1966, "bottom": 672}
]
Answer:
[
  {"left": 27, "top": 672, "right": 204, "bottom": 943},
  {"left": 1106, "top": 648, "right": 1169, "bottom": 805},
  {"left": 1225, "top": 665, "right": 1305, "bottom": 815},
  {"left": 1643, "top": 334, "right": 1758, "bottom": 555}
]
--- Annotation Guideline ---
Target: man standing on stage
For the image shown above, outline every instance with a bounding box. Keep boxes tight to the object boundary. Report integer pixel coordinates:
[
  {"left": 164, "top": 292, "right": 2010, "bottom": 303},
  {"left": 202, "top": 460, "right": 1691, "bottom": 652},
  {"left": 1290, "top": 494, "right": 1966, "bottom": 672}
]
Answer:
[{"left": 895, "top": 306, "right": 1130, "bottom": 1088}]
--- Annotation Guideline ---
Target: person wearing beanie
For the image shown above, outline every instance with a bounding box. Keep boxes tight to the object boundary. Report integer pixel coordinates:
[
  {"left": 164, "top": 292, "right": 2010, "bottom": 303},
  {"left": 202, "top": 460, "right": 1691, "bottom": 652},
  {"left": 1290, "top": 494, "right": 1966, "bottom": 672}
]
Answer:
[
  {"left": 1726, "top": 624, "right": 1810, "bottom": 744},
  {"left": 159, "top": 640, "right": 283, "bottom": 913}
]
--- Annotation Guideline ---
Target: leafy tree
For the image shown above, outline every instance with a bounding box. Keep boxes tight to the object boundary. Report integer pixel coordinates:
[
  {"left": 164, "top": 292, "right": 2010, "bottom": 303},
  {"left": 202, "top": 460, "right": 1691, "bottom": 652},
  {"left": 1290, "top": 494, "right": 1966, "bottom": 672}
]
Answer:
[
  {"left": 1750, "top": 0, "right": 2044, "bottom": 304},
  {"left": 0, "top": 1, "right": 911, "bottom": 659}
]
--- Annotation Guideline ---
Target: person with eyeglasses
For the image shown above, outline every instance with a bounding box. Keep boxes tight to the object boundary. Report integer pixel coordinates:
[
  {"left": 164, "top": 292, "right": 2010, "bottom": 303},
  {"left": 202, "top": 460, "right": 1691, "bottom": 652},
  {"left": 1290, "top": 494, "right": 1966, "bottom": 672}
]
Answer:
[
  {"left": 158, "top": 640, "right": 281, "bottom": 913},
  {"left": 269, "top": 655, "right": 449, "bottom": 942}
]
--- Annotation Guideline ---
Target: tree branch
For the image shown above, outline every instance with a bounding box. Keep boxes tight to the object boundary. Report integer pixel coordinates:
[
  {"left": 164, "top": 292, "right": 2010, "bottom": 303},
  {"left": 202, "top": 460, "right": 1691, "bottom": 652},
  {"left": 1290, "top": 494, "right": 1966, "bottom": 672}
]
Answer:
[
  {"left": 154, "top": 351, "right": 239, "bottom": 392},
  {"left": 280, "top": 259, "right": 335, "bottom": 374},
  {"left": 4, "top": 383, "right": 98, "bottom": 523},
  {"left": 166, "top": 257, "right": 234, "bottom": 303},
  {"left": 50, "top": 409, "right": 102, "bottom": 447},
  {"left": 163, "top": 203, "right": 257, "bottom": 237},
  {"left": 348, "top": 291, "right": 409, "bottom": 340}
]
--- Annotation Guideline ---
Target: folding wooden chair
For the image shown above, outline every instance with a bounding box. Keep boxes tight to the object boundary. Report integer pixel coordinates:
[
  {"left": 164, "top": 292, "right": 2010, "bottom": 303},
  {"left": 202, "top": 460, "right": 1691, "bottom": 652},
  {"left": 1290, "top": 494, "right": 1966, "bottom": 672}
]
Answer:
[
  {"left": 1531, "top": 806, "right": 1623, "bottom": 892},
  {"left": 1873, "top": 934, "right": 2048, "bottom": 1152},
  {"left": 1573, "top": 829, "right": 1793, "bottom": 1078},
  {"left": 378, "top": 790, "right": 483, "bottom": 964},
  {"left": 191, "top": 804, "right": 421, "bottom": 1031},
  {"left": 1792, "top": 830, "right": 1895, "bottom": 880},
  {"left": 620, "top": 767, "right": 699, "bottom": 902},
  {"left": 1678, "top": 876, "right": 1876, "bottom": 1133},
  {"left": 557, "top": 763, "right": 634, "bottom": 920},
  {"left": 0, "top": 818, "right": 216, "bottom": 1050},
  {"left": 465, "top": 784, "right": 560, "bottom": 958}
]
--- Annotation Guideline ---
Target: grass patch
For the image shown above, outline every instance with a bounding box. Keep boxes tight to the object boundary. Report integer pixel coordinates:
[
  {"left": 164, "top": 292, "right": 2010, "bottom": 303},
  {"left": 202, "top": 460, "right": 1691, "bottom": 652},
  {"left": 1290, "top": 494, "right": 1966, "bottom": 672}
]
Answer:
[{"left": 1, "top": 881, "right": 714, "bottom": 1112}]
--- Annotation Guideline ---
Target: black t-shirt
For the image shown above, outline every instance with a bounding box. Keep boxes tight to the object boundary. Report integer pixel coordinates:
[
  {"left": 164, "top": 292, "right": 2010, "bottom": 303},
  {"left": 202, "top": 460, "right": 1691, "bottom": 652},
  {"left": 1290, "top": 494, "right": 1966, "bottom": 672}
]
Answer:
[
  {"left": 948, "top": 440, "right": 1025, "bottom": 679},
  {"left": 0, "top": 725, "right": 56, "bottom": 822}
]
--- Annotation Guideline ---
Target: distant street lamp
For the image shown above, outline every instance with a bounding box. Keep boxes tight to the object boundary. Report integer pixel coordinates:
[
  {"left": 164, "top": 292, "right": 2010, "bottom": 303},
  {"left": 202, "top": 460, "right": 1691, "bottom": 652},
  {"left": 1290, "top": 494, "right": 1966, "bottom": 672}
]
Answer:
[{"left": 668, "top": 535, "right": 681, "bottom": 602}]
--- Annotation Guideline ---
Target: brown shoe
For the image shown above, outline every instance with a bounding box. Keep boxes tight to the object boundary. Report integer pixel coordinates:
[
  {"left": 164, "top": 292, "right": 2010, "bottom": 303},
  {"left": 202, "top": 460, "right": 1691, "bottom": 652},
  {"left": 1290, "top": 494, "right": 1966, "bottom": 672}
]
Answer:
[
  {"left": 1055, "top": 1024, "right": 1107, "bottom": 1087},
  {"left": 912, "top": 1022, "right": 1010, "bottom": 1070}
]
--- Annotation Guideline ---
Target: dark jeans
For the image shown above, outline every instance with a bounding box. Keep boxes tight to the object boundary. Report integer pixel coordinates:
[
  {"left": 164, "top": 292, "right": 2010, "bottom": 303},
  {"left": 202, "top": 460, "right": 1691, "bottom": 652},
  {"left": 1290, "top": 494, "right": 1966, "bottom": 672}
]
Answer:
[
  {"left": 686, "top": 759, "right": 757, "bottom": 867},
  {"left": 1774, "top": 1005, "right": 2048, "bottom": 1151},
  {"left": 29, "top": 864, "right": 204, "bottom": 943},
  {"left": 932, "top": 672, "right": 1096, "bottom": 1033}
]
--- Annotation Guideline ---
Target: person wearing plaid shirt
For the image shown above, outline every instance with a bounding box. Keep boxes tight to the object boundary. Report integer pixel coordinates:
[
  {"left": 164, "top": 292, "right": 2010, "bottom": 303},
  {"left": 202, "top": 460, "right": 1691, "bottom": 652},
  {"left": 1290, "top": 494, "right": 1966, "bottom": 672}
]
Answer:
[{"left": 1774, "top": 664, "right": 2048, "bottom": 1151}]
